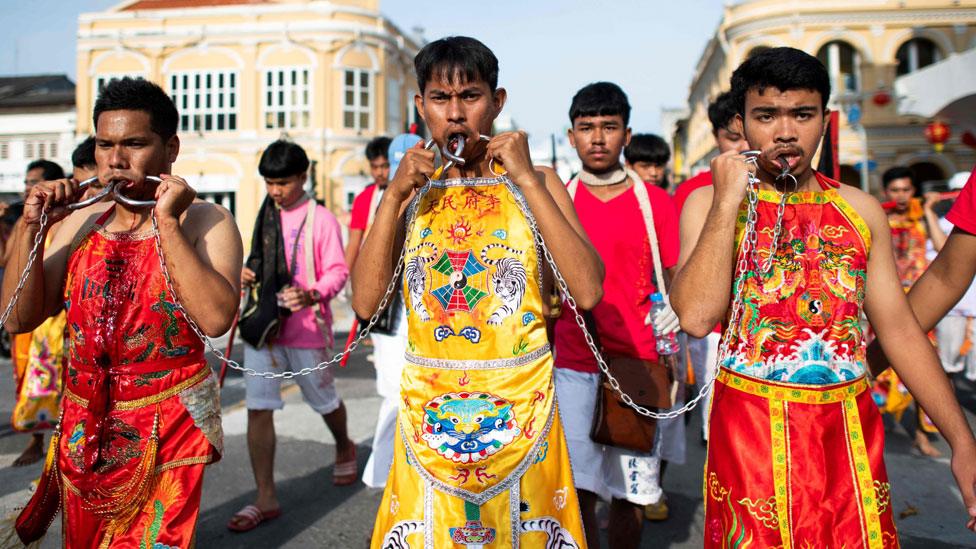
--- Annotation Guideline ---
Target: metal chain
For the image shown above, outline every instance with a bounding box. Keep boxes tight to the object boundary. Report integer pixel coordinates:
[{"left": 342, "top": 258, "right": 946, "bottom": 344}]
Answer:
[
  {"left": 151, "top": 195, "right": 421, "bottom": 379},
  {"left": 522, "top": 164, "right": 769, "bottom": 420},
  {"left": 0, "top": 211, "right": 50, "bottom": 327}
]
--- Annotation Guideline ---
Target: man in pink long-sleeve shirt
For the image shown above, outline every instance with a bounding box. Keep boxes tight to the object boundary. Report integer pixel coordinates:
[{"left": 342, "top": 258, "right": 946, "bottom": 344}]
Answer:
[{"left": 228, "top": 140, "right": 354, "bottom": 533}]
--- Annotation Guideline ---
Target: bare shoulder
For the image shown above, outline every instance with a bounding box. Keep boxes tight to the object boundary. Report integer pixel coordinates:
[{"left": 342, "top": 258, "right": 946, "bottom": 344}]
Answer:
[
  {"left": 182, "top": 199, "right": 237, "bottom": 240},
  {"left": 54, "top": 201, "right": 112, "bottom": 247},
  {"left": 835, "top": 184, "right": 887, "bottom": 229},
  {"left": 682, "top": 184, "right": 714, "bottom": 216},
  {"left": 534, "top": 165, "right": 562, "bottom": 186}
]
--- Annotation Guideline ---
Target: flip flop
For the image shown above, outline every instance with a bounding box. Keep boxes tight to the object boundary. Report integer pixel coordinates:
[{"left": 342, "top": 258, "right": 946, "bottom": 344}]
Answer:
[
  {"left": 333, "top": 447, "right": 358, "bottom": 486},
  {"left": 227, "top": 504, "right": 282, "bottom": 532}
]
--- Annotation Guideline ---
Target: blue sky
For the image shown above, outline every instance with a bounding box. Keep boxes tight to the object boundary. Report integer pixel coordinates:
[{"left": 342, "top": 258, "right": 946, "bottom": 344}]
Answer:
[{"left": 0, "top": 0, "right": 724, "bottom": 138}]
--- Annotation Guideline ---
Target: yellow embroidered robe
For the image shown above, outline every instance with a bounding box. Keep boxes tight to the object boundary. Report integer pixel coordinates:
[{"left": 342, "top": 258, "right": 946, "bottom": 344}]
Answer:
[{"left": 371, "top": 176, "right": 586, "bottom": 548}]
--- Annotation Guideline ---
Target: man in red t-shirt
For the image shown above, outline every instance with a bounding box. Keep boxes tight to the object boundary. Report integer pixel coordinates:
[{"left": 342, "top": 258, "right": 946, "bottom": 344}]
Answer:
[
  {"left": 345, "top": 136, "right": 391, "bottom": 268},
  {"left": 555, "top": 82, "right": 681, "bottom": 549},
  {"left": 671, "top": 91, "right": 750, "bottom": 445},
  {"left": 672, "top": 91, "right": 750, "bottom": 213}
]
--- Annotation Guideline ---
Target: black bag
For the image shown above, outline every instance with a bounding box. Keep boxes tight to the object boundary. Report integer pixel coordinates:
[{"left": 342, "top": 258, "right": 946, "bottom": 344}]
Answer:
[
  {"left": 239, "top": 281, "right": 286, "bottom": 348},
  {"left": 238, "top": 197, "right": 304, "bottom": 348}
]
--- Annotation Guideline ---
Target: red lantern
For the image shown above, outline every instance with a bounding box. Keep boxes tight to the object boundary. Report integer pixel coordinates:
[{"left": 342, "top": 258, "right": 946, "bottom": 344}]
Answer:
[
  {"left": 925, "top": 121, "right": 951, "bottom": 152},
  {"left": 872, "top": 90, "right": 891, "bottom": 107}
]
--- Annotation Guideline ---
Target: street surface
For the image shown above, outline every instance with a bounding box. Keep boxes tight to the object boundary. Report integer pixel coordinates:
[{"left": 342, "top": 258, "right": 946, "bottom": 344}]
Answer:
[{"left": 0, "top": 310, "right": 974, "bottom": 547}]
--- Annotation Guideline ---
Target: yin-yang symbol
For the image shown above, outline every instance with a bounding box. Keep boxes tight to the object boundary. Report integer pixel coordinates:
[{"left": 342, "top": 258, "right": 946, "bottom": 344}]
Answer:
[{"left": 450, "top": 271, "right": 467, "bottom": 289}]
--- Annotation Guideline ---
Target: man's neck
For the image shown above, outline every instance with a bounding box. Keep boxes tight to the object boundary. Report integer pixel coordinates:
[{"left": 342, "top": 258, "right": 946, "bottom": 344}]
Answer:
[
  {"left": 578, "top": 163, "right": 628, "bottom": 187},
  {"left": 108, "top": 204, "right": 153, "bottom": 232},
  {"left": 281, "top": 194, "right": 309, "bottom": 211}
]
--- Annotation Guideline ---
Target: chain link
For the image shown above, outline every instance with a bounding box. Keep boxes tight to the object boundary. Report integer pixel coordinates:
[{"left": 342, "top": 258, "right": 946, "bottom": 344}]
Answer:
[
  {"left": 0, "top": 211, "right": 50, "bottom": 328},
  {"left": 525, "top": 160, "right": 782, "bottom": 420},
  {"left": 151, "top": 196, "right": 420, "bottom": 379}
]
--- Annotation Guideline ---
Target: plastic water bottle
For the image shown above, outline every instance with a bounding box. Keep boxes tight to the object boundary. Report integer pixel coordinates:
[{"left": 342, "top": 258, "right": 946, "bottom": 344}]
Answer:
[{"left": 650, "top": 292, "right": 680, "bottom": 356}]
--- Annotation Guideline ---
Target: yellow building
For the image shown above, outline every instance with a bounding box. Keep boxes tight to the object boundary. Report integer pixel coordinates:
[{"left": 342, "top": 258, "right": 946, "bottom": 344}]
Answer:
[
  {"left": 676, "top": 0, "right": 976, "bottom": 192},
  {"left": 76, "top": 0, "right": 421, "bottom": 239}
]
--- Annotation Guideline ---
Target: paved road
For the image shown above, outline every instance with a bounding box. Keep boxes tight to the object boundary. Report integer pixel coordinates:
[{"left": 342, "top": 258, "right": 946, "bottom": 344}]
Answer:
[{"left": 0, "top": 330, "right": 975, "bottom": 547}]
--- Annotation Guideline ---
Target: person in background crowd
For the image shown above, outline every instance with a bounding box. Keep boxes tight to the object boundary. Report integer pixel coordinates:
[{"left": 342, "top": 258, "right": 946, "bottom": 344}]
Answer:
[
  {"left": 672, "top": 91, "right": 750, "bottom": 445},
  {"left": 230, "top": 140, "right": 353, "bottom": 533},
  {"left": 875, "top": 165, "right": 948, "bottom": 457},
  {"left": 7, "top": 158, "right": 65, "bottom": 467},
  {"left": 624, "top": 133, "right": 671, "bottom": 190},
  {"left": 355, "top": 134, "right": 421, "bottom": 490},
  {"left": 933, "top": 171, "right": 976, "bottom": 382},
  {"left": 72, "top": 136, "right": 100, "bottom": 199},
  {"left": 345, "top": 136, "right": 391, "bottom": 268}
]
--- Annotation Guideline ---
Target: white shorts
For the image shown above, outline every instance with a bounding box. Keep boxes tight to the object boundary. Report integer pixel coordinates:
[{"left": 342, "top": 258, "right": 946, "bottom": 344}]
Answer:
[
  {"left": 554, "top": 367, "right": 663, "bottom": 505},
  {"left": 688, "top": 331, "right": 721, "bottom": 440},
  {"left": 362, "top": 396, "right": 399, "bottom": 488},
  {"left": 372, "top": 332, "right": 407, "bottom": 399},
  {"left": 243, "top": 344, "right": 341, "bottom": 415}
]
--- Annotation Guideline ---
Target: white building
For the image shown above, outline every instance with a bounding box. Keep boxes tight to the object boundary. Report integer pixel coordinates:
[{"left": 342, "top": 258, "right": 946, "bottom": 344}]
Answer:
[{"left": 0, "top": 75, "right": 76, "bottom": 201}]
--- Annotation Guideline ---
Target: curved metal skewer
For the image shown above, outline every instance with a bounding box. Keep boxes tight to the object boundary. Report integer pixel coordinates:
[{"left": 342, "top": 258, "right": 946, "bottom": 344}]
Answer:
[
  {"left": 68, "top": 177, "right": 114, "bottom": 210},
  {"left": 112, "top": 175, "right": 160, "bottom": 208},
  {"left": 424, "top": 135, "right": 467, "bottom": 179},
  {"left": 67, "top": 175, "right": 161, "bottom": 210},
  {"left": 479, "top": 134, "right": 508, "bottom": 176},
  {"left": 440, "top": 134, "right": 466, "bottom": 167}
]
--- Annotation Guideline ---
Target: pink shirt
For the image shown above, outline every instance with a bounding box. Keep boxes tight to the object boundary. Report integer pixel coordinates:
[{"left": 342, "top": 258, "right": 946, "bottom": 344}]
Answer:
[
  {"left": 946, "top": 166, "right": 976, "bottom": 236},
  {"left": 275, "top": 197, "right": 350, "bottom": 348},
  {"left": 554, "top": 180, "right": 680, "bottom": 372}
]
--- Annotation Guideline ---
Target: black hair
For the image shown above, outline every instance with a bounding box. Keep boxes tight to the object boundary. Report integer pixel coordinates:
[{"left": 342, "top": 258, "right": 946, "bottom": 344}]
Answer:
[
  {"left": 26, "top": 159, "right": 65, "bottom": 181},
  {"left": 415, "top": 36, "right": 499, "bottom": 94},
  {"left": 93, "top": 77, "right": 179, "bottom": 140},
  {"left": 624, "top": 134, "right": 670, "bottom": 165},
  {"left": 71, "top": 136, "right": 97, "bottom": 169},
  {"left": 259, "top": 140, "right": 309, "bottom": 178},
  {"left": 882, "top": 166, "right": 915, "bottom": 189},
  {"left": 707, "top": 91, "right": 738, "bottom": 134},
  {"left": 569, "top": 82, "right": 631, "bottom": 126},
  {"left": 730, "top": 47, "right": 831, "bottom": 115},
  {"left": 365, "top": 136, "right": 392, "bottom": 161}
]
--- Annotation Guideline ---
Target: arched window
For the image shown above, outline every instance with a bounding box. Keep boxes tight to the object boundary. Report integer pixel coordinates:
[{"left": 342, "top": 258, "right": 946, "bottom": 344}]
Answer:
[
  {"left": 896, "top": 38, "right": 943, "bottom": 76},
  {"left": 816, "top": 41, "right": 860, "bottom": 93}
]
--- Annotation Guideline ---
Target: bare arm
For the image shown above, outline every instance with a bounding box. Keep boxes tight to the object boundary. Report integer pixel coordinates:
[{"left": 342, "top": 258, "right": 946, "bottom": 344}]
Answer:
[
  {"left": 155, "top": 176, "right": 242, "bottom": 337},
  {"left": 867, "top": 227, "right": 976, "bottom": 374},
  {"left": 345, "top": 228, "right": 364, "bottom": 269},
  {"left": 487, "top": 132, "right": 603, "bottom": 309},
  {"left": 352, "top": 142, "right": 433, "bottom": 319},
  {"left": 518, "top": 166, "right": 603, "bottom": 309},
  {"left": 923, "top": 191, "right": 948, "bottom": 251},
  {"left": 1, "top": 179, "right": 86, "bottom": 333},
  {"left": 672, "top": 152, "right": 750, "bottom": 337},
  {"left": 856, "top": 190, "right": 976, "bottom": 528}
]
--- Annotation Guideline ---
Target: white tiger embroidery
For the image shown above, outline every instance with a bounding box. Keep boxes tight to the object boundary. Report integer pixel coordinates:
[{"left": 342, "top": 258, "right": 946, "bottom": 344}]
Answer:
[
  {"left": 520, "top": 517, "right": 581, "bottom": 549},
  {"left": 405, "top": 242, "right": 438, "bottom": 321},
  {"left": 380, "top": 520, "right": 425, "bottom": 549},
  {"left": 481, "top": 243, "right": 527, "bottom": 326}
]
